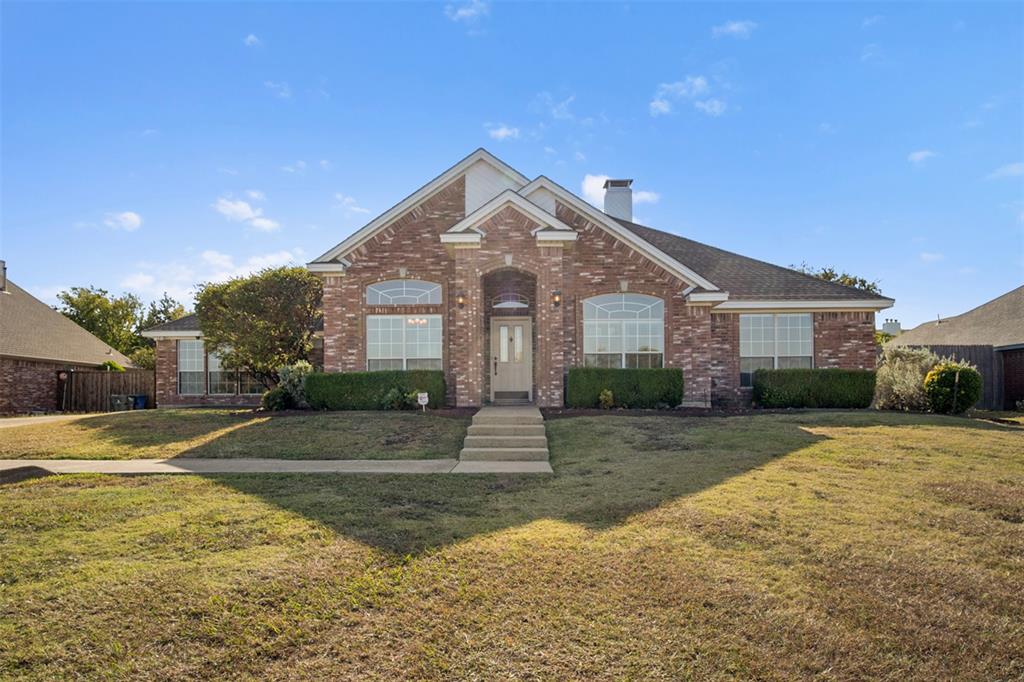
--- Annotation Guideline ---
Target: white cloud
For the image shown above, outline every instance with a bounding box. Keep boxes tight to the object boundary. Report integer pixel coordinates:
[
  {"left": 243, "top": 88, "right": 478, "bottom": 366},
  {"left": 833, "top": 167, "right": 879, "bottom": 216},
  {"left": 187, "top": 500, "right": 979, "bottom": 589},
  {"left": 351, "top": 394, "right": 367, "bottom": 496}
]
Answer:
[
  {"left": 862, "top": 15, "right": 883, "bottom": 28},
  {"left": 543, "top": 146, "right": 557, "bottom": 155},
  {"left": 818, "top": 122, "right": 837, "bottom": 134},
  {"left": 319, "top": 159, "right": 332, "bottom": 171},
  {"left": 445, "top": 0, "right": 488, "bottom": 23},
  {"left": 919, "top": 252, "right": 945, "bottom": 263},
  {"left": 574, "top": 151, "right": 586, "bottom": 162},
  {"left": 200, "top": 250, "right": 234, "bottom": 270},
  {"left": 212, "top": 195, "right": 281, "bottom": 231},
  {"left": 861, "top": 43, "right": 882, "bottom": 62},
  {"left": 486, "top": 123, "right": 520, "bottom": 141},
  {"left": 695, "top": 98, "right": 727, "bottom": 116},
  {"left": 712, "top": 20, "right": 757, "bottom": 39},
  {"left": 30, "top": 283, "right": 72, "bottom": 305},
  {"left": 281, "top": 160, "right": 307, "bottom": 173},
  {"left": 103, "top": 211, "right": 143, "bottom": 231},
  {"left": 334, "top": 193, "right": 370, "bottom": 214},
  {"left": 120, "top": 272, "right": 155, "bottom": 290},
  {"left": 217, "top": 167, "right": 239, "bottom": 176},
  {"left": 264, "top": 80, "right": 291, "bottom": 98},
  {"left": 907, "top": 149, "right": 937, "bottom": 165},
  {"left": 649, "top": 76, "right": 709, "bottom": 116},
  {"left": 120, "top": 249, "right": 304, "bottom": 301},
  {"left": 581, "top": 174, "right": 658, "bottom": 207},
  {"left": 244, "top": 33, "right": 261, "bottom": 47},
  {"left": 986, "top": 162, "right": 1024, "bottom": 180},
  {"left": 245, "top": 189, "right": 265, "bottom": 201}
]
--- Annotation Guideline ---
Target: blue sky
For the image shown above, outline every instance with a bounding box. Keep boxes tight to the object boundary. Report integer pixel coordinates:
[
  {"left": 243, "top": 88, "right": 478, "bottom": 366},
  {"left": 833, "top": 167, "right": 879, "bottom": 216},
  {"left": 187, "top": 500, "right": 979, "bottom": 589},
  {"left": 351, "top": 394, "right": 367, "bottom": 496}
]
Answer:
[{"left": 2, "top": 1, "right": 1021, "bottom": 329}]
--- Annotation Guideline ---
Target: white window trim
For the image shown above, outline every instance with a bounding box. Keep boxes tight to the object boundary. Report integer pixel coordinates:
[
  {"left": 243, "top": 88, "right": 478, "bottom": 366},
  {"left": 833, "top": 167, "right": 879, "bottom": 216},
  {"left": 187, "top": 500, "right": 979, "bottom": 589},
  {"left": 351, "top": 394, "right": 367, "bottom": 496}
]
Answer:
[
  {"left": 366, "top": 314, "right": 443, "bottom": 371},
  {"left": 582, "top": 294, "right": 666, "bottom": 369},
  {"left": 739, "top": 313, "right": 815, "bottom": 387},
  {"left": 177, "top": 339, "right": 206, "bottom": 396},
  {"left": 207, "top": 352, "right": 239, "bottom": 396},
  {"left": 366, "top": 279, "right": 443, "bottom": 306}
]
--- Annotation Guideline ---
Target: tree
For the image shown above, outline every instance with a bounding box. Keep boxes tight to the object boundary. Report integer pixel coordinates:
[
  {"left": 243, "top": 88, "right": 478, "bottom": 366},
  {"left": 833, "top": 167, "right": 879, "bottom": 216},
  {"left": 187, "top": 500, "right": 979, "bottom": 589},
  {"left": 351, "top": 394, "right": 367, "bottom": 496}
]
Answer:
[
  {"left": 195, "top": 267, "right": 322, "bottom": 387},
  {"left": 140, "top": 293, "right": 187, "bottom": 332},
  {"left": 55, "top": 287, "right": 143, "bottom": 355},
  {"left": 793, "top": 263, "right": 883, "bottom": 296}
]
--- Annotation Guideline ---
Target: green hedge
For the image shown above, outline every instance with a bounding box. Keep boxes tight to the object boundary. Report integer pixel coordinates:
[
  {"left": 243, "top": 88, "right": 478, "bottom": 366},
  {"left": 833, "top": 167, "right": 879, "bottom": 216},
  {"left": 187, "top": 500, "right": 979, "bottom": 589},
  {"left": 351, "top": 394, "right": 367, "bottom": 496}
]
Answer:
[
  {"left": 305, "top": 371, "right": 446, "bottom": 410},
  {"left": 752, "top": 368, "right": 876, "bottom": 409},
  {"left": 566, "top": 368, "right": 683, "bottom": 408}
]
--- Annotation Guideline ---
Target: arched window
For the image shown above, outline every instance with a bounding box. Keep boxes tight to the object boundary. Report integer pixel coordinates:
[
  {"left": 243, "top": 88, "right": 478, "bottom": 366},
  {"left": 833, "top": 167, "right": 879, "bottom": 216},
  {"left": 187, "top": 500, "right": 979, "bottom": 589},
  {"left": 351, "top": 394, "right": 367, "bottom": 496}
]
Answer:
[
  {"left": 583, "top": 293, "right": 664, "bottom": 368},
  {"left": 366, "top": 279, "right": 442, "bottom": 305}
]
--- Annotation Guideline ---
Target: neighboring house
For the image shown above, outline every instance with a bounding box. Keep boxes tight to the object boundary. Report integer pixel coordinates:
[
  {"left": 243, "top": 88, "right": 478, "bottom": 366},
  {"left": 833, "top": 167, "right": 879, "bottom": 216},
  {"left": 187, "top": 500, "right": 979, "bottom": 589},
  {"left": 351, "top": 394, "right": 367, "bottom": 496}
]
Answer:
[
  {"left": 886, "top": 286, "right": 1024, "bottom": 410},
  {"left": 0, "top": 262, "right": 134, "bottom": 413},
  {"left": 144, "top": 149, "right": 893, "bottom": 408}
]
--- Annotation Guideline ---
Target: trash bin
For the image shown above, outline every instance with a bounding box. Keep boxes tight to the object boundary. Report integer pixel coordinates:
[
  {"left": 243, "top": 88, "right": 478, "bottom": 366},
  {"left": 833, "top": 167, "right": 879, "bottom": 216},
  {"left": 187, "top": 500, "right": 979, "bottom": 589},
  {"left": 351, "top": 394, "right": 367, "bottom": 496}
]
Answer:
[
  {"left": 132, "top": 395, "right": 147, "bottom": 410},
  {"left": 110, "top": 394, "right": 128, "bottom": 411}
]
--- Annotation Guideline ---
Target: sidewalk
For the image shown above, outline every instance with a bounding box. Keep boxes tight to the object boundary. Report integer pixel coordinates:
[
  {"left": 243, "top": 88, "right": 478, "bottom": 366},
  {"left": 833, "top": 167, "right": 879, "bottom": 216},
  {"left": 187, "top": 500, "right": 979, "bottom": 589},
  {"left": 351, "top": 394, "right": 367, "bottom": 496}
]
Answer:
[{"left": 0, "top": 458, "right": 554, "bottom": 475}]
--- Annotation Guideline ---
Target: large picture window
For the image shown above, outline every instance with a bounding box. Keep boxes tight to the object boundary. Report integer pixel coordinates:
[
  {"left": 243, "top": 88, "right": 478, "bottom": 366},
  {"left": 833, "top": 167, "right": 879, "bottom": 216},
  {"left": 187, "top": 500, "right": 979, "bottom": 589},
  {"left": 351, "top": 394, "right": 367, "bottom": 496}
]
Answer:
[
  {"left": 367, "top": 315, "right": 443, "bottom": 371},
  {"left": 177, "top": 340, "right": 205, "bottom": 395},
  {"left": 207, "top": 352, "right": 237, "bottom": 395},
  {"left": 739, "top": 313, "right": 813, "bottom": 386},
  {"left": 366, "top": 279, "right": 442, "bottom": 306},
  {"left": 583, "top": 294, "right": 664, "bottom": 369}
]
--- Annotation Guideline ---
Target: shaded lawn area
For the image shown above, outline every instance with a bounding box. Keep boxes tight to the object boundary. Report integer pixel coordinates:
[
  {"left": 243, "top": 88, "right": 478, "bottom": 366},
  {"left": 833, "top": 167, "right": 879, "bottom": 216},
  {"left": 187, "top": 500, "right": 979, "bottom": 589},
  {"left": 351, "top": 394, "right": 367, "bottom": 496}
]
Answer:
[
  {"left": 0, "top": 409, "right": 470, "bottom": 460},
  {"left": 2, "top": 412, "right": 1022, "bottom": 680}
]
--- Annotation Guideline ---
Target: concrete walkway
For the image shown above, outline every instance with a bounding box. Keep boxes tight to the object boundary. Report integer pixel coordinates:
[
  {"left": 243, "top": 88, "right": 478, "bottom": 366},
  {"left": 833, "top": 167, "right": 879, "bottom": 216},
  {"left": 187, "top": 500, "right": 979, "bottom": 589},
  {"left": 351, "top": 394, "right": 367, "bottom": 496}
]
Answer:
[
  {"left": 0, "top": 458, "right": 553, "bottom": 475},
  {"left": 0, "top": 413, "right": 119, "bottom": 429}
]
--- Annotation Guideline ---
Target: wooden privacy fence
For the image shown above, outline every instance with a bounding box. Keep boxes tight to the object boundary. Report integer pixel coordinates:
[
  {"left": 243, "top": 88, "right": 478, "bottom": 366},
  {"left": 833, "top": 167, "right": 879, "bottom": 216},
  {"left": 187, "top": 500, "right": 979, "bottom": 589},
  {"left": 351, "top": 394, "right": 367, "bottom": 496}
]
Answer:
[
  {"left": 59, "top": 370, "right": 156, "bottom": 413},
  {"left": 924, "top": 344, "right": 1001, "bottom": 410}
]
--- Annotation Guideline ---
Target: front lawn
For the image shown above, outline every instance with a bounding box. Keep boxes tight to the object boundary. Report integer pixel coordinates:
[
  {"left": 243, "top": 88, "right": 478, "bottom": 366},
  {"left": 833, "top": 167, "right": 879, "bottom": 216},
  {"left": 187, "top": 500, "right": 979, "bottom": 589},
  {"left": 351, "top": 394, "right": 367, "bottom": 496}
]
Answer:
[
  {"left": 0, "top": 409, "right": 470, "bottom": 460},
  {"left": 1, "top": 411, "right": 1022, "bottom": 679}
]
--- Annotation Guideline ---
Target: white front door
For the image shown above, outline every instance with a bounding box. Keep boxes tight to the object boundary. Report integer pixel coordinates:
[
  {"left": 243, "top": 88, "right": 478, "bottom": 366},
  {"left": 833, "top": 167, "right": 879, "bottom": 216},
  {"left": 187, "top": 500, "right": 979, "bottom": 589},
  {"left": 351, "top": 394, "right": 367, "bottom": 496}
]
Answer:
[{"left": 491, "top": 317, "right": 532, "bottom": 402}]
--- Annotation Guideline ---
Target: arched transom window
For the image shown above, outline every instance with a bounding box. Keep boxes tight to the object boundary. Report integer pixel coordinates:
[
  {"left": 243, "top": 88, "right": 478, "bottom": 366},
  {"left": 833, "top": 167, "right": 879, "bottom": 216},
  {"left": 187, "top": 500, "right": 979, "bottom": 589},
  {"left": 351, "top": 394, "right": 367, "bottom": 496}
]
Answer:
[
  {"left": 583, "top": 293, "right": 665, "bottom": 368},
  {"left": 366, "top": 279, "right": 442, "bottom": 306}
]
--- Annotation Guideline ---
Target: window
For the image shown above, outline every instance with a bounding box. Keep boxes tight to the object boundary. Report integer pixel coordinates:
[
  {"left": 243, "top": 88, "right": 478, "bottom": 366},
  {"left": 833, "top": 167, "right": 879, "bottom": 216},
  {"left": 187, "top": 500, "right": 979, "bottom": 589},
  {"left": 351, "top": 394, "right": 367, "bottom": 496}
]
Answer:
[
  {"left": 366, "top": 279, "right": 442, "bottom": 306},
  {"left": 739, "top": 313, "right": 813, "bottom": 386},
  {"left": 367, "top": 315, "right": 442, "bottom": 370},
  {"left": 177, "top": 340, "right": 205, "bottom": 395},
  {"left": 583, "top": 294, "right": 664, "bottom": 369},
  {"left": 238, "top": 372, "right": 263, "bottom": 395},
  {"left": 207, "top": 352, "right": 238, "bottom": 395}
]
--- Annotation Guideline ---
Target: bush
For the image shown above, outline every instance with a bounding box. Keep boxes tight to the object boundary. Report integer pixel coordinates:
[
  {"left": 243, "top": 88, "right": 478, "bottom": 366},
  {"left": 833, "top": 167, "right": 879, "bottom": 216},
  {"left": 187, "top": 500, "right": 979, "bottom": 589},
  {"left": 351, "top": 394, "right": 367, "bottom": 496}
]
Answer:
[
  {"left": 874, "top": 346, "right": 939, "bottom": 411},
  {"left": 129, "top": 347, "right": 156, "bottom": 370},
  {"left": 277, "top": 360, "right": 313, "bottom": 408},
  {"left": 97, "top": 360, "right": 125, "bottom": 372},
  {"left": 305, "top": 371, "right": 446, "bottom": 410},
  {"left": 924, "top": 361, "right": 982, "bottom": 414},
  {"left": 566, "top": 368, "right": 683, "bottom": 408},
  {"left": 261, "top": 386, "right": 294, "bottom": 411},
  {"left": 752, "top": 368, "right": 876, "bottom": 408},
  {"left": 598, "top": 389, "right": 614, "bottom": 410}
]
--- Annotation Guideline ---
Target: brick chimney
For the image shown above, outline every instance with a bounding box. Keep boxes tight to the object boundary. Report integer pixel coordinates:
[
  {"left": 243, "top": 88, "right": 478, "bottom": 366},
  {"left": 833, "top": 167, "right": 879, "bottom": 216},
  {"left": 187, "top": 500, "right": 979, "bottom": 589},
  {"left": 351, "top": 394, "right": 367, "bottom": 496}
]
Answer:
[{"left": 603, "top": 179, "right": 633, "bottom": 222}]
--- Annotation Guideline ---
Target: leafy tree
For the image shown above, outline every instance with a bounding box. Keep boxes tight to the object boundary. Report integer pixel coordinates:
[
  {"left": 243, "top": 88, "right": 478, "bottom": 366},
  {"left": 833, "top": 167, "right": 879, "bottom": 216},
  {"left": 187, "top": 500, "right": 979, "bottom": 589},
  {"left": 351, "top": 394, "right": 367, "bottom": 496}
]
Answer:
[
  {"left": 874, "top": 330, "right": 895, "bottom": 347},
  {"left": 140, "top": 293, "right": 187, "bottom": 332},
  {"left": 793, "top": 263, "right": 883, "bottom": 295},
  {"left": 56, "top": 287, "right": 143, "bottom": 355},
  {"left": 129, "top": 346, "right": 157, "bottom": 370},
  {"left": 195, "top": 267, "right": 322, "bottom": 387}
]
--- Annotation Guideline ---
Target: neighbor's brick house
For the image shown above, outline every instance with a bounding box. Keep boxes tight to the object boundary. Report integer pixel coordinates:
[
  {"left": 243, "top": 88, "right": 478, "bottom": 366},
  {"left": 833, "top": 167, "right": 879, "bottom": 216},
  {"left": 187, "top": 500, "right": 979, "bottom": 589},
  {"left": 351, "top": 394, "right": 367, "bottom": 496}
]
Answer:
[{"left": 143, "top": 149, "right": 891, "bottom": 408}]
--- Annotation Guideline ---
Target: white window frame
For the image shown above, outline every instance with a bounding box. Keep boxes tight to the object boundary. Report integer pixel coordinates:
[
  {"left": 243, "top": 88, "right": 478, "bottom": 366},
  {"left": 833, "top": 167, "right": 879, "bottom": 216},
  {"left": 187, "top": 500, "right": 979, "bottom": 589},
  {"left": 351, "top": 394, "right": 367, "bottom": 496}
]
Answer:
[
  {"left": 177, "top": 339, "right": 206, "bottom": 395},
  {"left": 739, "top": 313, "right": 814, "bottom": 387},
  {"left": 366, "top": 314, "right": 443, "bottom": 371},
  {"left": 207, "top": 351, "right": 238, "bottom": 395},
  {"left": 582, "top": 293, "right": 665, "bottom": 369},
  {"left": 366, "top": 279, "right": 442, "bottom": 306}
]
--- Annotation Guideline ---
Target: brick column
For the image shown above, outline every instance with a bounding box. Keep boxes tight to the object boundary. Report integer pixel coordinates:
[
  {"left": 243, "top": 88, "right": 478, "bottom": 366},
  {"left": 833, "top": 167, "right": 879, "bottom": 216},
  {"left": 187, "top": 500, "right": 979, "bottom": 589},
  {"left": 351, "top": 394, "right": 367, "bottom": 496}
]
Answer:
[
  {"left": 452, "top": 247, "right": 483, "bottom": 406},
  {"left": 534, "top": 245, "right": 566, "bottom": 407}
]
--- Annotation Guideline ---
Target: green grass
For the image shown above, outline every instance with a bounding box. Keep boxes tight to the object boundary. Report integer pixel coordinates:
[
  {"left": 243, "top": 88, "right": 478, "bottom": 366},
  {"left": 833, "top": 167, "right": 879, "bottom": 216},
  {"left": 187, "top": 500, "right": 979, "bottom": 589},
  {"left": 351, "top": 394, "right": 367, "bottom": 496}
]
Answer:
[
  {"left": 0, "top": 409, "right": 470, "bottom": 460},
  {"left": 2, "top": 411, "right": 1022, "bottom": 679}
]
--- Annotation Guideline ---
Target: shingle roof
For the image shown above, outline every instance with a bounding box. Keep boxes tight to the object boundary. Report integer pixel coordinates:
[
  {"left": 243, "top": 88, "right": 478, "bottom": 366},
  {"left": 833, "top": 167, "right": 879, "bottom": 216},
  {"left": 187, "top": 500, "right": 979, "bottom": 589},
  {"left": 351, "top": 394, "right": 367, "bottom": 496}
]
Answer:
[
  {"left": 0, "top": 280, "right": 134, "bottom": 366},
  {"left": 887, "top": 286, "right": 1023, "bottom": 349},
  {"left": 615, "top": 218, "right": 893, "bottom": 302},
  {"left": 143, "top": 312, "right": 325, "bottom": 334}
]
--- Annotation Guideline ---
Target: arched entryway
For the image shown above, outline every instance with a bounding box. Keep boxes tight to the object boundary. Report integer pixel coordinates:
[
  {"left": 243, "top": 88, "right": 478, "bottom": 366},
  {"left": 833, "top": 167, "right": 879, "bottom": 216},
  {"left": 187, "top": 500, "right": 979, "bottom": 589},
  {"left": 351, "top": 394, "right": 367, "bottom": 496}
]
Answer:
[{"left": 482, "top": 268, "right": 537, "bottom": 404}]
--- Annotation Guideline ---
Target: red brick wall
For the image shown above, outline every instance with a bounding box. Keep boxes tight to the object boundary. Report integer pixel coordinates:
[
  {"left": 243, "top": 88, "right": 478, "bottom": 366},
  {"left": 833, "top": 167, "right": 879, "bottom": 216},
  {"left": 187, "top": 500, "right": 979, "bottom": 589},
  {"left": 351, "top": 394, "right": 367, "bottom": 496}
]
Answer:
[
  {"left": 813, "top": 311, "right": 877, "bottom": 369},
  {"left": 0, "top": 357, "right": 92, "bottom": 414},
  {"left": 153, "top": 339, "right": 262, "bottom": 407},
  {"left": 709, "top": 313, "right": 743, "bottom": 406}
]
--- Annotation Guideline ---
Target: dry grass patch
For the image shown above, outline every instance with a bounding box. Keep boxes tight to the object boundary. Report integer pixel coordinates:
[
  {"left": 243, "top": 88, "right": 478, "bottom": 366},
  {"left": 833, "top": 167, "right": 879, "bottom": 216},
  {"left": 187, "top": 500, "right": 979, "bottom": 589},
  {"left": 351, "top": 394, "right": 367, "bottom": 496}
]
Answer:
[{"left": 1, "top": 411, "right": 1022, "bottom": 679}]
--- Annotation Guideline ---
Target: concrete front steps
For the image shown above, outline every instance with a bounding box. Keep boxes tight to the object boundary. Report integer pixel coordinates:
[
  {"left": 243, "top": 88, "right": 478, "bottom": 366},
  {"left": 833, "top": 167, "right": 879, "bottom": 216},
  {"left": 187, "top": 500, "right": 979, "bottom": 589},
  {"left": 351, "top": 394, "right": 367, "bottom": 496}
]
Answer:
[{"left": 459, "top": 406, "right": 550, "bottom": 462}]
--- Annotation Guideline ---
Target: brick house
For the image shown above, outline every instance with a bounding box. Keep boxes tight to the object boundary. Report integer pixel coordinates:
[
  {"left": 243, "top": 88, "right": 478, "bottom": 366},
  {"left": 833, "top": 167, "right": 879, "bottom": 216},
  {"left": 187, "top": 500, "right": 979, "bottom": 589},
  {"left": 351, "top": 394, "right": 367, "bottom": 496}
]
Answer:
[
  {"left": 144, "top": 149, "right": 892, "bottom": 408},
  {"left": 0, "top": 262, "right": 134, "bottom": 414}
]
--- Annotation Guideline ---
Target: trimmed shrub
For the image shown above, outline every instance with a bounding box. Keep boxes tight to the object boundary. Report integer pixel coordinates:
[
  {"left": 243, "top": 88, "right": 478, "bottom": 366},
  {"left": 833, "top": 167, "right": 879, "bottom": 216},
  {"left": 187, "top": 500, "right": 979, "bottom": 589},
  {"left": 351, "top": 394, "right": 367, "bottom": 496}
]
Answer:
[
  {"left": 305, "top": 370, "right": 446, "bottom": 410},
  {"left": 566, "top": 368, "right": 683, "bottom": 408},
  {"left": 924, "top": 361, "right": 982, "bottom": 414},
  {"left": 277, "top": 360, "right": 313, "bottom": 408},
  {"left": 261, "top": 386, "right": 294, "bottom": 411},
  {"left": 97, "top": 360, "right": 126, "bottom": 372},
  {"left": 598, "top": 389, "right": 614, "bottom": 410},
  {"left": 752, "top": 368, "right": 876, "bottom": 409},
  {"left": 874, "top": 346, "right": 939, "bottom": 411}
]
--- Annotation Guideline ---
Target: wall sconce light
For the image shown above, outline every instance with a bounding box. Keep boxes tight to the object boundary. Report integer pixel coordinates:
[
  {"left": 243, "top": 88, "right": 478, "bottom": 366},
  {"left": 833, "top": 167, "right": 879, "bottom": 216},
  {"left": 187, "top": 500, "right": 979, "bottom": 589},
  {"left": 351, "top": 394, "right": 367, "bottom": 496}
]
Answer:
[
  {"left": 552, "top": 290, "right": 562, "bottom": 308},
  {"left": 456, "top": 291, "right": 466, "bottom": 309}
]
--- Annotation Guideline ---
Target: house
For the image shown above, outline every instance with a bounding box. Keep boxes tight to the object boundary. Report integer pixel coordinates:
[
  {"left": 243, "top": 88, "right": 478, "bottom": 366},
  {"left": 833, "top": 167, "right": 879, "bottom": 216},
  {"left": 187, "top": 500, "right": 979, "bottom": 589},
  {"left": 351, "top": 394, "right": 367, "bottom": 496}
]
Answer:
[
  {"left": 886, "top": 286, "right": 1023, "bottom": 409},
  {"left": 143, "top": 149, "right": 893, "bottom": 408},
  {"left": 0, "top": 262, "right": 134, "bottom": 413}
]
